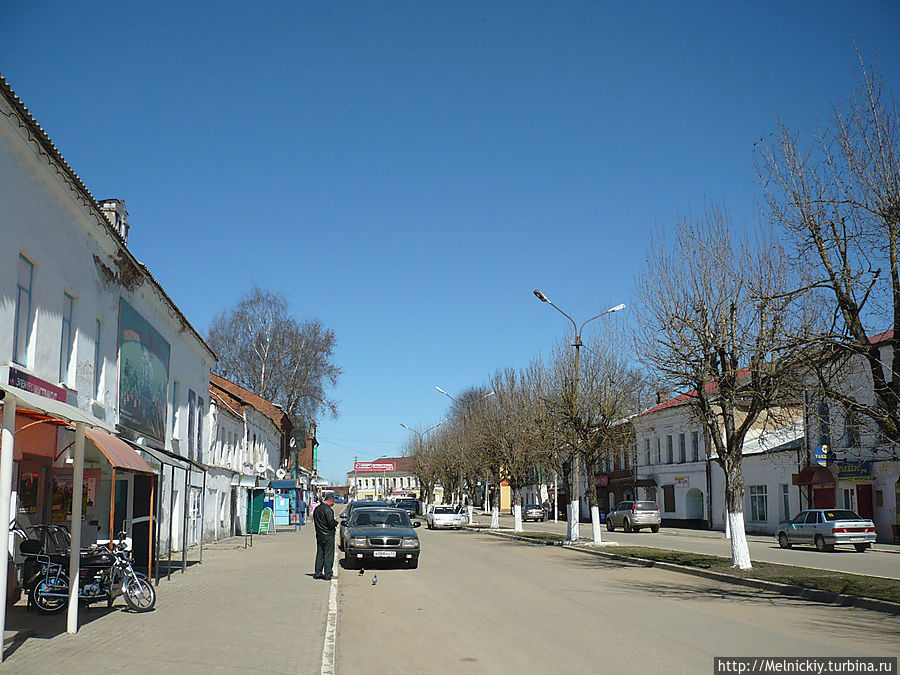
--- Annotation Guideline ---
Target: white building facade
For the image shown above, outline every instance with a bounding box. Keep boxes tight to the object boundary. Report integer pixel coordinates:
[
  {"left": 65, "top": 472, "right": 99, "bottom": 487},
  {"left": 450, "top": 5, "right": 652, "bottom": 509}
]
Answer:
[{"left": 1, "top": 75, "right": 215, "bottom": 575}]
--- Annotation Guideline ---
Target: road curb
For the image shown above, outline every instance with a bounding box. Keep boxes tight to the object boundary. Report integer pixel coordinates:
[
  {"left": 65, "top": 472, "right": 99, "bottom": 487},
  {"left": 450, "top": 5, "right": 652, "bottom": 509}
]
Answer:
[{"left": 466, "top": 527, "right": 900, "bottom": 616}]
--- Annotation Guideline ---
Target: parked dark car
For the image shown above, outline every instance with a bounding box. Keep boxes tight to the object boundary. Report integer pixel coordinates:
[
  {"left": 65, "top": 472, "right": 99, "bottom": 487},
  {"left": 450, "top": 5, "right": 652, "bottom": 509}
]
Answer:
[
  {"left": 339, "top": 500, "right": 391, "bottom": 550},
  {"left": 343, "top": 507, "right": 421, "bottom": 569},
  {"left": 776, "top": 509, "right": 876, "bottom": 552},
  {"left": 394, "top": 498, "right": 421, "bottom": 519},
  {"left": 522, "top": 504, "right": 545, "bottom": 522}
]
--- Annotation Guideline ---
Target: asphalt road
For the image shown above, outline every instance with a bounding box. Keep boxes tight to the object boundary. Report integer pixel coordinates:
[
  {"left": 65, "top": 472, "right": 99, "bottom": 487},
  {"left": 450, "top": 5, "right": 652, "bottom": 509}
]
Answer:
[
  {"left": 487, "top": 513, "right": 900, "bottom": 579},
  {"left": 336, "top": 526, "right": 900, "bottom": 674}
]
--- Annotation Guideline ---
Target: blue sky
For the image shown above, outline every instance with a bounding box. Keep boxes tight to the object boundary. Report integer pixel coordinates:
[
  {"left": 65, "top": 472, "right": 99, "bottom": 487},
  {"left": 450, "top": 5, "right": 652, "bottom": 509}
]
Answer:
[{"left": 2, "top": 2, "right": 898, "bottom": 484}]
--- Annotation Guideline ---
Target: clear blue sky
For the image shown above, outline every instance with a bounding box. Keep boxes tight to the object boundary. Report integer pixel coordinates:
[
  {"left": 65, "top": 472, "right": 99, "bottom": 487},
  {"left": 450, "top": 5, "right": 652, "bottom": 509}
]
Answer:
[{"left": 3, "top": 2, "right": 898, "bottom": 484}]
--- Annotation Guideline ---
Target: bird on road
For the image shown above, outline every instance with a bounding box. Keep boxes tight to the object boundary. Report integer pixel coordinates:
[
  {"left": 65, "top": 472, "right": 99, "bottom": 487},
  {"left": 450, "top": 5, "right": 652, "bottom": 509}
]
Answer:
[
  {"left": 358, "top": 569, "right": 365, "bottom": 575},
  {"left": 372, "top": 575, "right": 378, "bottom": 586}
]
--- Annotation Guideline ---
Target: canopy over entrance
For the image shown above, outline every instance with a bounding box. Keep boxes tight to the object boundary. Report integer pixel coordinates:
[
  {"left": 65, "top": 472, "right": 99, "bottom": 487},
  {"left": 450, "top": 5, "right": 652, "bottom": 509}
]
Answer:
[{"left": 796, "top": 465, "right": 836, "bottom": 486}]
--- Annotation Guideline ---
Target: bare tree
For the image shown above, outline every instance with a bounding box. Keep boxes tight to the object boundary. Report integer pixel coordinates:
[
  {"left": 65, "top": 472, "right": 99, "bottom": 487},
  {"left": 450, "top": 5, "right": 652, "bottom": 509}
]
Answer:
[
  {"left": 635, "top": 207, "right": 805, "bottom": 569},
  {"left": 404, "top": 432, "right": 440, "bottom": 509},
  {"left": 544, "top": 332, "right": 647, "bottom": 544},
  {"left": 207, "top": 286, "right": 341, "bottom": 440},
  {"left": 474, "top": 369, "right": 543, "bottom": 532},
  {"left": 758, "top": 51, "right": 900, "bottom": 456}
]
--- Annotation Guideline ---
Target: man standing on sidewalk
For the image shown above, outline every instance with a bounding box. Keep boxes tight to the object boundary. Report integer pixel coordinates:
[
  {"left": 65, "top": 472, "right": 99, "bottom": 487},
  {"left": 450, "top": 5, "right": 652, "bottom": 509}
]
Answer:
[{"left": 313, "top": 492, "right": 338, "bottom": 580}]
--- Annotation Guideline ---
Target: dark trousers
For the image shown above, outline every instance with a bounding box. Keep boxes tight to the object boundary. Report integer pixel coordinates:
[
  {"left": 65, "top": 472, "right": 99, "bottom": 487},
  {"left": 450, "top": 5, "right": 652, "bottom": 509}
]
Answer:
[{"left": 315, "top": 535, "right": 335, "bottom": 578}]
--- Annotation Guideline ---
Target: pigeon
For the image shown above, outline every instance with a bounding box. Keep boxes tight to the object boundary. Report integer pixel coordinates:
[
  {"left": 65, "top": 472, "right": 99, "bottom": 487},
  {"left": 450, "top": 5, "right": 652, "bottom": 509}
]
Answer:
[
  {"left": 372, "top": 575, "right": 378, "bottom": 586},
  {"left": 358, "top": 569, "right": 365, "bottom": 575}
]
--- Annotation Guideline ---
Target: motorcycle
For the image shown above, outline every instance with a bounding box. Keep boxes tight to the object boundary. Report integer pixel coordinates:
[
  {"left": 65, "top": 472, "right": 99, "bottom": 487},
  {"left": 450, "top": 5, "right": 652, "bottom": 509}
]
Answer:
[{"left": 23, "top": 529, "right": 156, "bottom": 614}]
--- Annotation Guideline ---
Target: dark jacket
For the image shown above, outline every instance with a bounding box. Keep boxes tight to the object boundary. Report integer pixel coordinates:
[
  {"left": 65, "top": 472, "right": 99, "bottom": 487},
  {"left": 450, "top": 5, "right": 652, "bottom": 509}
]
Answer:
[{"left": 313, "top": 502, "right": 338, "bottom": 539}]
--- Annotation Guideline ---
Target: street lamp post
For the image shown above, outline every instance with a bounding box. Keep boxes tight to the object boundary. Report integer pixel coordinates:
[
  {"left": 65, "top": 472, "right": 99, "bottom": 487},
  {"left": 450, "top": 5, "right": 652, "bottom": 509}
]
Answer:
[
  {"left": 435, "top": 387, "right": 495, "bottom": 522},
  {"left": 533, "top": 290, "right": 625, "bottom": 541}
]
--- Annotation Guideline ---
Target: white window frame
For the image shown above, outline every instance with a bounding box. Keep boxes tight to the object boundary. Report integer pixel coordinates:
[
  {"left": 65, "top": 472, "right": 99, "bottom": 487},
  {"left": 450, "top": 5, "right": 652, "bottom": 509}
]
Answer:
[
  {"left": 60, "top": 291, "right": 75, "bottom": 384},
  {"left": 14, "top": 254, "right": 35, "bottom": 366},
  {"left": 749, "top": 485, "right": 767, "bottom": 523},
  {"left": 93, "top": 318, "right": 103, "bottom": 401}
]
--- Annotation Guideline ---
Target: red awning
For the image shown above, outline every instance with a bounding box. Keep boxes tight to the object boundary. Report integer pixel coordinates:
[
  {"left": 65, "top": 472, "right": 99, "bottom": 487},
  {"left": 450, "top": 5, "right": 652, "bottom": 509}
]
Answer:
[
  {"left": 85, "top": 429, "right": 156, "bottom": 475},
  {"left": 796, "top": 465, "right": 835, "bottom": 486}
]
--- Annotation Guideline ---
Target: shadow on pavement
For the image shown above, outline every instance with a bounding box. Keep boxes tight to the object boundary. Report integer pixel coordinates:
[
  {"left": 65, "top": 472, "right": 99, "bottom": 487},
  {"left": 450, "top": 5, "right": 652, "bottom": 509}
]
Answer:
[{"left": 3, "top": 603, "right": 118, "bottom": 660}]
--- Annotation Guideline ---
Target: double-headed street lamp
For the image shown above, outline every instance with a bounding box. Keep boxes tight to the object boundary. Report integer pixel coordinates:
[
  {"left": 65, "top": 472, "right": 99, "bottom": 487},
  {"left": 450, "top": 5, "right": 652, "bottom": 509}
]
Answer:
[{"left": 533, "top": 289, "right": 625, "bottom": 540}]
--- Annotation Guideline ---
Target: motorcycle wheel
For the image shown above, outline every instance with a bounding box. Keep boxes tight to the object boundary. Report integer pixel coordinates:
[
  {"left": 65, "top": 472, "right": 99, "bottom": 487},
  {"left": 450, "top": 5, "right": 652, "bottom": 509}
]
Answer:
[
  {"left": 32, "top": 572, "right": 69, "bottom": 615},
  {"left": 123, "top": 575, "right": 156, "bottom": 612}
]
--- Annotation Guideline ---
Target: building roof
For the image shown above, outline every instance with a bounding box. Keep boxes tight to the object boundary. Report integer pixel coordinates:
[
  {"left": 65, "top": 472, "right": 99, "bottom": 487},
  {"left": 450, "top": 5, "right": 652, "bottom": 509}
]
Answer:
[
  {"left": 208, "top": 385, "right": 245, "bottom": 419},
  {"left": 0, "top": 74, "right": 215, "bottom": 361},
  {"left": 209, "top": 373, "right": 290, "bottom": 431}
]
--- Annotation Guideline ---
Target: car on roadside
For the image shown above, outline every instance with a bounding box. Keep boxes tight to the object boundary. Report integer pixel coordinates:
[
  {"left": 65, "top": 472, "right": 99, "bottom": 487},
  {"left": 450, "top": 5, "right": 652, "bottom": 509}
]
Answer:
[
  {"left": 394, "top": 498, "right": 421, "bottom": 520},
  {"left": 342, "top": 507, "right": 421, "bottom": 569},
  {"left": 605, "top": 501, "right": 661, "bottom": 533},
  {"left": 339, "top": 500, "right": 391, "bottom": 550},
  {"left": 426, "top": 504, "right": 466, "bottom": 530},
  {"left": 776, "top": 509, "right": 876, "bottom": 552},
  {"left": 522, "top": 504, "right": 545, "bottom": 522}
]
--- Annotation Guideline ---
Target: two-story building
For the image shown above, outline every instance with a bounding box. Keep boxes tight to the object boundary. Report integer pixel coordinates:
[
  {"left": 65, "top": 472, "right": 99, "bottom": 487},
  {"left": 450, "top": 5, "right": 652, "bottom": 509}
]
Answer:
[{"left": 0, "top": 74, "right": 215, "bottom": 594}]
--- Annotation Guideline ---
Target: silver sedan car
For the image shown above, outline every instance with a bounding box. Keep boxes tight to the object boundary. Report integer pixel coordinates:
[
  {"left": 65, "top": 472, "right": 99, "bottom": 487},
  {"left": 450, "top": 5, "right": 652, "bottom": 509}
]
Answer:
[
  {"left": 776, "top": 509, "right": 876, "bottom": 552},
  {"left": 426, "top": 505, "right": 466, "bottom": 530}
]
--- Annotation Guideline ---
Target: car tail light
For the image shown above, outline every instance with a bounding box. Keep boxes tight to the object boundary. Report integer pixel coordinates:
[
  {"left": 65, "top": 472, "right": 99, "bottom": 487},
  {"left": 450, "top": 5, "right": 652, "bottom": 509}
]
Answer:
[
  {"left": 632, "top": 504, "right": 638, "bottom": 514},
  {"left": 865, "top": 527, "right": 875, "bottom": 533},
  {"left": 833, "top": 527, "right": 847, "bottom": 533}
]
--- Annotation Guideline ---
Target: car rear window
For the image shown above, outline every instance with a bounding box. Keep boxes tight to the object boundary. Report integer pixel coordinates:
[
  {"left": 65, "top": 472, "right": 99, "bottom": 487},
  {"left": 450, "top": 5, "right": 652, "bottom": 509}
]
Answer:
[
  {"left": 397, "top": 500, "right": 417, "bottom": 508},
  {"left": 635, "top": 502, "right": 658, "bottom": 511},
  {"left": 434, "top": 507, "right": 455, "bottom": 514},
  {"left": 822, "top": 510, "right": 861, "bottom": 521}
]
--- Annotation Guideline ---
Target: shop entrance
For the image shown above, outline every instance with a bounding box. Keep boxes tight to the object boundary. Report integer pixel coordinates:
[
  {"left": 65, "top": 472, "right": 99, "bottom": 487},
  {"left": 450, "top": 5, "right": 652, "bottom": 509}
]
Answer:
[{"left": 855, "top": 483, "right": 874, "bottom": 519}]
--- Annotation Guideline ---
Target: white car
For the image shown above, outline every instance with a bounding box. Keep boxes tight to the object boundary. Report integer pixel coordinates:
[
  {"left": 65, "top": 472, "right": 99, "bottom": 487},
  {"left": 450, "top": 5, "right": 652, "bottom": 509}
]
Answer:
[{"left": 426, "top": 505, "right": 466, "bottom": 530}]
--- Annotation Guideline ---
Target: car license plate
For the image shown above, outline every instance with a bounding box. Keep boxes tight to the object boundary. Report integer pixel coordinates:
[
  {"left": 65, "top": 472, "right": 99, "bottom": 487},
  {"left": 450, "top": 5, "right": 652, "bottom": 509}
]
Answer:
[{"left": 373, "top": 550, "right": 396, "bottom": 557}]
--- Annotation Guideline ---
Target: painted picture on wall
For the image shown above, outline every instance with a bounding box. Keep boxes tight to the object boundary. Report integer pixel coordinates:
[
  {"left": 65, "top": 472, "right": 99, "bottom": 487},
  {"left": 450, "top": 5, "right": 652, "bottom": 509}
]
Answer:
[{"left": 118, "top": 299, "right": 170, "bottom": 441}]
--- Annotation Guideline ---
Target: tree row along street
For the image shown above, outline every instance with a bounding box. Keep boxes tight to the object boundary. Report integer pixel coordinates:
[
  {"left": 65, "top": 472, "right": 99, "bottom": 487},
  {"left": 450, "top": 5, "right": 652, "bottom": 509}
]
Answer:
[
  {"left": 478, "top": 514, "right": 900, "bottom": 580},
  {"left": 338, "top": 527, "right": 900, "bottom": 673}
]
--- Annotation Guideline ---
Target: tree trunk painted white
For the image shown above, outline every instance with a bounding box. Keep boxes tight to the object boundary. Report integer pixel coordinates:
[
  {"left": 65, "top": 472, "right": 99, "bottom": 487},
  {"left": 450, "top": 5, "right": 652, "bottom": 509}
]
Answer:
[
  {"left": 484, "top": 489, "right": 491, "bottom": 515},
  {"left": 727, "top": 510, "right": 752, "bottom": 569},
  {"left": 513, "top": 503, "right": 523, "bottom": 532},
  {"left": 568, "top": 500, "right": 580, "bottom": 541},
  {"left": 724, "top": 507, "right": 731, "bottom": 539},
  {"left": 490, "top": 505, "right": 500, "bottom": 529},
  {"left": 590, "top": 505, "right": 602, "bottom": 545},
  {"left": 467, "top": 505, "right": 474, "bottom": 525}
]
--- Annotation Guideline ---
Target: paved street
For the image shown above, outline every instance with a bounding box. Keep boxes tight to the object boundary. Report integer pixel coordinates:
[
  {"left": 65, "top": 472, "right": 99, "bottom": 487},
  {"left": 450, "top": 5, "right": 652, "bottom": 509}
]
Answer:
[
  {"left": 480, "top": 512, "right": 900, "bottom": 579},
  {"left": 4, "top": 526, "right": 333, "bottom": 673},
  {"left": 338, "top": 526, "right": 900, "bottom": 674}
]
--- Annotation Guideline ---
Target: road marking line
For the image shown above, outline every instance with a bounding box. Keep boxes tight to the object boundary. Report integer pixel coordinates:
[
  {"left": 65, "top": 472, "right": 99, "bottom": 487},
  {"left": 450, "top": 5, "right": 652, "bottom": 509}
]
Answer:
[{"left": 320, "top": 562, "right": 338, "bottom": 675}]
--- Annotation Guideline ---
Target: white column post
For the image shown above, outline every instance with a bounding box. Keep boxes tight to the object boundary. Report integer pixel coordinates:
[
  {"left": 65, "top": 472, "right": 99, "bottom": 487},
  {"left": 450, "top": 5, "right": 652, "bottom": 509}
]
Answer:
[
  {"left": 0, "top": 395, "right": 18, "bottom": 662},
  {"left": 66, "top": 421, "right": 86, "bottom": 634}
]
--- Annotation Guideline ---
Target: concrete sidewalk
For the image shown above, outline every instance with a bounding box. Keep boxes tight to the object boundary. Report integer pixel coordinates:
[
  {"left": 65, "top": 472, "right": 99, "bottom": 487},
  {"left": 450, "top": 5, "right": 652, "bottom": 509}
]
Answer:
[{"left": 4, "top": 524, "right": 335, "bottom": 673}]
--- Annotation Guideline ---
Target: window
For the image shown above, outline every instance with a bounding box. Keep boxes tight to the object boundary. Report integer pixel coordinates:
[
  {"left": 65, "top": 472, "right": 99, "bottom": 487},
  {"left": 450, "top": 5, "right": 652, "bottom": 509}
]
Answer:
[
  {"left": 666, "top": 435, "right": 673, "bottom": 464},
  {"left": 188, "top": 389, "right": 196, "bottom": 460},
  {"left": 662, "top": 485, "right": 675, "bottom": 512},
  {"left": 14, "top": 254, "right": 34, "bottom": 365},
  {"left": 842, "top": 488, "right": 855, "bottom": 512},
  {"left": 171, "top": 381, "right": 180, "bottom": 437},
  {"left": 678, "top": 433, "right": 686, "bottom": 464},
  {"left": 93, "top": 319, "right": 103, "bottom": 400},
  {"left": 749, "top": 485, "right": 767, "bottom": 522},
  {"left": 59, "top": 292, "right": 75, "bottom": 384},
  {"left": 645, "top": 439, "right": 651, "bottom": 466},
  {"left": 691, "top": 431, "right": 700, "bottom": 462},
  {"left": 781, "top": 484, "right": 790, "bottom": 521},
  {"left": 843, "top": 410, "right": 860, "bottom": 448},
  {"left": 656, "top": 438, "right": 661, "bottom": 464},
  {"left": 818, "top": 399, "right": 831, "bottom": 448},
  {"left": 197, "top": 396, "right": 204, "bottom": 459}
]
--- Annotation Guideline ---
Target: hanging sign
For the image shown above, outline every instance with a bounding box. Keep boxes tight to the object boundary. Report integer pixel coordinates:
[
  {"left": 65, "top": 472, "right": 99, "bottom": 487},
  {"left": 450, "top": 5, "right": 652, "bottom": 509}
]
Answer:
[
  {"left": 813, "top": 444, "right": 828, "bottom": 466},
  {"left": 258, "top": 506, "right": 274, "bottom": 534}
]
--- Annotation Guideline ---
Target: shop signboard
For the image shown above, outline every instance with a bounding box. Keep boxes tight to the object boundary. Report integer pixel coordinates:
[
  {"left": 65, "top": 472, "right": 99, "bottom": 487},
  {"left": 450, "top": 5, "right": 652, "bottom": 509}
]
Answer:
[
  {"left": 118, "top": 300, "right": 170, "bottom": 442},
  {"left": 7, "top": 366, "right": 67, "bottom": 402},
  {"left": 674, "top": 476, "right": 690, "bottom": 487},
  {"left": 258, "top": 507, "right": 274, "bottom": 534},
  {"left": 836, "top": 461, "right": 872, "bottom": 482},
  {"left": 354, "top": 461, "right": 396, "bottom": 472}
]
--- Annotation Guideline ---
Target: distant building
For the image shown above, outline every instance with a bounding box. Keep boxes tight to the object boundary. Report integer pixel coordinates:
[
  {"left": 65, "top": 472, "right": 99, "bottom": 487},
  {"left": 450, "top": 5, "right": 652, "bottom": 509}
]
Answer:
[{"left": 347, "top": 456, "right": 442, "bottom": 502}]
